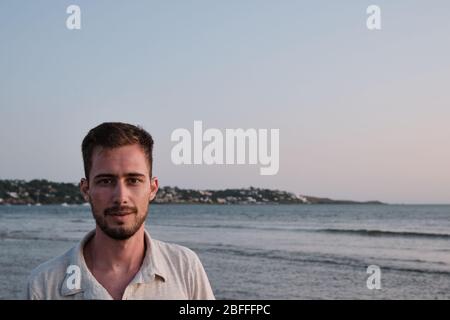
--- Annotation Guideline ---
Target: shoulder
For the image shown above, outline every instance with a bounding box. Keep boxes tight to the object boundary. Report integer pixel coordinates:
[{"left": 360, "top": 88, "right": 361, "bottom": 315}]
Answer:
[
  {"left": 150, "top": 238, "right": 206, "bottom": 278},
  {"left": 152, "top": 239, "right": 201, "bottom": 265},
  {"left": 29, "top": 246, "right": 75, "bottom": 280},
  {"left": 149, "top": 239, "right": 215, "bottom": 299},
  {"left": 26, "top": 246, "right": 75, "bottom": 299}
]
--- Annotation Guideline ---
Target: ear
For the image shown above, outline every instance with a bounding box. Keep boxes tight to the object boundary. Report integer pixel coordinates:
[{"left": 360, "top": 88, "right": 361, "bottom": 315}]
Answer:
[
  {"left": 80, "top": 178, "right": 90, "bottom": 202},
  {"left": 149, "top": 177, "right": 159, "bottom": 202}
]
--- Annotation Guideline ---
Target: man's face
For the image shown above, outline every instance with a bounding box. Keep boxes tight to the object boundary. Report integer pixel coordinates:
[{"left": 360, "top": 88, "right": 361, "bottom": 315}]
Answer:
[{"left": 80, "top": 144, "right": 158, "bottom": 240}]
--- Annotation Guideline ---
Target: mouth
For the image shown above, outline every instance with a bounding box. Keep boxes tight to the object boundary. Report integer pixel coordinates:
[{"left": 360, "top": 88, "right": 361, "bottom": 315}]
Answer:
[
  {"left": 105, "top": 206, "right": 138, "bottom": 217},
  {"left": 105, "top": 211, "right": 135, "bottom": 224},
  {"left": 107, "top": 211, "right": 134, "bottom": 217}
]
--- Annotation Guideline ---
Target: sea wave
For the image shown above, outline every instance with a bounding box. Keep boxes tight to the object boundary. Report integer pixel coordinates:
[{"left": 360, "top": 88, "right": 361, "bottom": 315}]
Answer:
[
  {"left": 316, "top": 228, "right": 450, "bottom": 240},
  {"left": 193, "top": 243, "right": 450, "bottom": 276},
  {"left": 153, "top": 223, "right": 450, "bottom": 240}
]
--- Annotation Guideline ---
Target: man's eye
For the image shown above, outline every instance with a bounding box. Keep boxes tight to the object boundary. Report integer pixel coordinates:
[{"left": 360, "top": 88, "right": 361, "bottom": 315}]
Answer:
[
  {"left": 99, "top": 179, "right": 112, "bottom": 184},
  {"left": 128, "top": 178, "right": 141, "bottom": 184}
]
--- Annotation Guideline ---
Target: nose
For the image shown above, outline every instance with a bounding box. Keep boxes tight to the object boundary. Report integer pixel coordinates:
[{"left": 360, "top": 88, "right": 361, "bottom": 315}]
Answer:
[{"left": 112, "top": 180, "right": 129, "bottom": 205}]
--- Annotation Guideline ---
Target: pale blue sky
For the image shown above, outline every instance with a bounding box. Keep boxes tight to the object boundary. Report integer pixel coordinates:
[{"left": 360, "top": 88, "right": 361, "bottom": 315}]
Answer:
[{"left": 1, "top": 1, "right": 450, "bottom": 203}]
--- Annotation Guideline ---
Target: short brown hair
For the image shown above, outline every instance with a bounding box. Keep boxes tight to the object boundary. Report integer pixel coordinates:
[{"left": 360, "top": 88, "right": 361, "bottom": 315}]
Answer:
[{"left": 82, "top": 122, "right": 154, "bottom": 179}]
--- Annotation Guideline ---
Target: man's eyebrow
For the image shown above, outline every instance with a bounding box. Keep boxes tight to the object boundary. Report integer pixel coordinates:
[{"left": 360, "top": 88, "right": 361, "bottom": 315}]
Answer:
[
  {"left": 93, "top": 173, "right": 146, "bottom": 180},
  {"left": 125, "top": 173, "right": 146, "bottom": 177},
  {"left": 93, "top": 174, "right": 116, "bottom": 180}
]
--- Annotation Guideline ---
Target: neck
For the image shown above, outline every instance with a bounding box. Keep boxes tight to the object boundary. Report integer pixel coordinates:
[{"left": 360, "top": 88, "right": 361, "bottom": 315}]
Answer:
[{"left": 84, "top": 226, "right": 146, "bottom": 273}]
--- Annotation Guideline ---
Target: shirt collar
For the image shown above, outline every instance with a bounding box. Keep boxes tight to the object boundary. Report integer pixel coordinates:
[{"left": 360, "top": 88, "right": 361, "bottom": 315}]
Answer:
[
  {"left": 60, "top": 229, "right": 166, "bottom": 298},
  {"left": 130, "top": 229, "right": 167, "bottom": 284}
]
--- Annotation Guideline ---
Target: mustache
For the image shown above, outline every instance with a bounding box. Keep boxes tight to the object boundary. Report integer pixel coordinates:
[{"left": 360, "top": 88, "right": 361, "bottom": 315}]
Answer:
[{"left": 104, "top": 206, "right": 138, "bottom": 216}]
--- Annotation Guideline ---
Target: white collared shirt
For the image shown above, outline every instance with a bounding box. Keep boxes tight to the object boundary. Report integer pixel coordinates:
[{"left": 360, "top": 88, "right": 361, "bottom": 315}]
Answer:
[{"left": 26, "top": 229, "right": 215, "bottom": 300}]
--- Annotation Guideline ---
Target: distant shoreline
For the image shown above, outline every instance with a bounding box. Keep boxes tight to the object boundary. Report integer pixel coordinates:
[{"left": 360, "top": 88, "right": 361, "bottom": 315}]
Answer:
[
  {"left": 0, "top": 179, "right": 385, "bottom": 206},
  {"left": 0, "top": 202, "right": 387, "bottom": 207}
]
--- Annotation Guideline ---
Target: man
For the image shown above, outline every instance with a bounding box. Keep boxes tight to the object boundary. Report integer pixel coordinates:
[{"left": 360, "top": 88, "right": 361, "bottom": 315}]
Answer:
[{"left": 26, "top": 122, "right": 215, "bottom": 300}]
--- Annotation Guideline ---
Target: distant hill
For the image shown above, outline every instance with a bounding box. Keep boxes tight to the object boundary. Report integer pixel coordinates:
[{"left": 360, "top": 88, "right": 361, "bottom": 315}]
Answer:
[
  {"left": 0, "top": 179, "right": 83, "bottom": 205},
  {"left": 0, "top": 179, "right": 384, "bottom": 205}
]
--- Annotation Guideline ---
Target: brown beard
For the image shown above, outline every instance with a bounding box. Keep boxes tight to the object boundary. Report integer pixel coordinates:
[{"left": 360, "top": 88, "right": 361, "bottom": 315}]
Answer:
[{"left": 91, "top": 204, "right": 148, "bottom": 240}]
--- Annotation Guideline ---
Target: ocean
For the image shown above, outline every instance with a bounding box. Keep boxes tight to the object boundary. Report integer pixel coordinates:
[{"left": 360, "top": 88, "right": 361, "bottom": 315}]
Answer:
[{"left": 1, "top": 204, "right": 449, "bottom": 299}]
